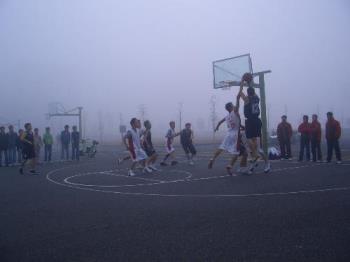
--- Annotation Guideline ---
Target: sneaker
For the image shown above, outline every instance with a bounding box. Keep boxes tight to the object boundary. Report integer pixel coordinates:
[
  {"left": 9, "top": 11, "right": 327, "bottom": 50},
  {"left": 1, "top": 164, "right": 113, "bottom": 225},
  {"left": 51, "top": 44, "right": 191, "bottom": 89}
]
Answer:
[
  {"left": 238, "top": 167, "right": 252, "bottom": 175},
  {"left": 171, "top": 161, "right": 178, "bottom": 166},
  {"left": 226, "top": 165, "right": 233, "bottom": 176},
  {"left": 264, "top": 162, "right": 271, "bottom": 173},
  {"left": 19, "top": 167, "right": 23, "bottom": 175},
  {"left": 336, "top": 161, "right": 342, "bottom": 164},
  {"left": 128, "top": 170, "right": 136, "bottom": 176},
  {"left": 149, "top": 165, "right": 158, "bottom": 171},
  {"left": 30, "top": 170, "right": 39, "bottom": 175},
  {"left": 143, "top": 166, "right": 153, "bottom": 173},
  {"left": 160, "top": 162, "right": 168, "bottom": 166},
  {"left": 189, "top": 160, "right": 194, "bottom": 166},
  {"left": 248, "top": 161, "right": 258, "bottom": 172}
]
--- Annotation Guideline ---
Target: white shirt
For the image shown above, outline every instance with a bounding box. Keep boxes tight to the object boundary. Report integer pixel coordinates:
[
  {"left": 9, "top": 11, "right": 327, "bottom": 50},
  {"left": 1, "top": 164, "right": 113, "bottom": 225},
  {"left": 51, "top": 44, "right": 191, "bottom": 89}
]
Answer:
[{"left": 226, "top": 111, "right": 240, "bottom": 132}]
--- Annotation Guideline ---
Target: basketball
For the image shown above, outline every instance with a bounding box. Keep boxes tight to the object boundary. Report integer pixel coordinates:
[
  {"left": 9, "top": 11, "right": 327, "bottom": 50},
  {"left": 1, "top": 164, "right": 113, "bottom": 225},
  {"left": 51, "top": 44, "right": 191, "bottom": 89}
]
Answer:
[{"left": 242, "top": 72, "right": 253, "bottom": 83}]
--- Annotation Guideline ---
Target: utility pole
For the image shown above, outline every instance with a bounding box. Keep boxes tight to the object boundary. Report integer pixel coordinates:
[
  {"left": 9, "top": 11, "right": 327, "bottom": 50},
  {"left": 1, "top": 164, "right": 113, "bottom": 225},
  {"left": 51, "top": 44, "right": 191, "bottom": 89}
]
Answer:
[{"left": 178, "top": 102, "right": 183, "bottom": 131}]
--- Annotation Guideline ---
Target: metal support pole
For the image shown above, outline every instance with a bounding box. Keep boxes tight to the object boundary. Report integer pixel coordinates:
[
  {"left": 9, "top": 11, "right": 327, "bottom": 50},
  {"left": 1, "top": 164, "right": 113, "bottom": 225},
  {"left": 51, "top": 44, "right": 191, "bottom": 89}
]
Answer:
[
  {"left": 258, "top": 73, "right": 268, "bottom": 155},
  {"left": 78, "top": 107, "right": 83, "bottom": 141}
]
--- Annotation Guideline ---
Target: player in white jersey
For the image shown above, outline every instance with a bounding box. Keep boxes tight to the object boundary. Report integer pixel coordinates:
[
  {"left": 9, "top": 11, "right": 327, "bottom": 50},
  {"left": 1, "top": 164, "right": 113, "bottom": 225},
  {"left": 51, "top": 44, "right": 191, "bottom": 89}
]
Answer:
[
  {"left": 208, "top": 92, "right": 242, "bottom": 173},
  {"left": 123, "top": 118, "right": 152, "bottom": 176},
  {"left": 160, "top": 121, "right": 180, "bottom": 166}
]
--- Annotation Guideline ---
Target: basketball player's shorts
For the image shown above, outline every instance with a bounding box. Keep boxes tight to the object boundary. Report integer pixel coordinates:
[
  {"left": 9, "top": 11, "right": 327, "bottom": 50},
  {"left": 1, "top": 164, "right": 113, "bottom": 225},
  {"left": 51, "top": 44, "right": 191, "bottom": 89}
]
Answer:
[
  {"left": 165, "top": 139, "right": 175, "bottom": 154},
  {"left": 181, "top": 142, "right": 197, "bottom": 155},
  {"left": 22, "top": 145, "right": 35, "bottom": 160},
  {"left": 245, "top": 117, "right": 262, "bottom": 139},
  {"left": 144, "top": 146, "right": 156, "bottom": 157},
  {"left": 129, "top": 147, "right": 147, "bottom": 162},
  {"left": 219, "top": 130, "right": 239, "bottom": 155}
]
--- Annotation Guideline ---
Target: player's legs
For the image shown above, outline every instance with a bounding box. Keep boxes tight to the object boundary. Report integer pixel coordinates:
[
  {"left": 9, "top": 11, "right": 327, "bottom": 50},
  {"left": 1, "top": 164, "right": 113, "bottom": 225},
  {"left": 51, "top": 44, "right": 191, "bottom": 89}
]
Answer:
[
  {"left": 226, "top": 154, "right": 239, "bottom": 175},
  {"left": 208, "top": 149, "right": 223, "bottom": 169}
]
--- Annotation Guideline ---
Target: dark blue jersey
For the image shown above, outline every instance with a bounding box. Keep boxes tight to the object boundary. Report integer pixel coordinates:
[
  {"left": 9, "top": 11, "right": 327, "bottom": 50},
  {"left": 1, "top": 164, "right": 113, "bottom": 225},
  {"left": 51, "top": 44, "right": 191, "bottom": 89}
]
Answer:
[{"left": 244, "top": 95, "right": 260, "bottom": 119}]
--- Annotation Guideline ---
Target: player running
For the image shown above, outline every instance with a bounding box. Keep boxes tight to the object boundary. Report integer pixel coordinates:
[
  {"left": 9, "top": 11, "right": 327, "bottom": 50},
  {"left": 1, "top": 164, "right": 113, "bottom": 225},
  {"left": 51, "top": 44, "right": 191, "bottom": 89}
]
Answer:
[
  {"left": 239, "top": 73, "right": 270, "bottom": 173},
  {"left": 141, "top": 120, "right": 158, "bottom": 170},
  {"left": 160, "top": 121, "right": 180, "bottom": 166},
  {"left": 123, "top": 118, "right": 152, "bottom": 176},
  {"left": 180, "top": 123, "right": 197, "bottom": 165},
  {"left": 19, "top": 123, "right": 38, "bottom": 175}
]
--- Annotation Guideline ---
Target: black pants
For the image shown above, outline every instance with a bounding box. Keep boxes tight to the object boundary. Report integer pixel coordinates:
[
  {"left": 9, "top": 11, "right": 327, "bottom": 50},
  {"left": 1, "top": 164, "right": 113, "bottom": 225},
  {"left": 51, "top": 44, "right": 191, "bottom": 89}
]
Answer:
[
  {"left": 327, "top": 139, "right": 341, "bottom": 162},
  {"left": 61, "top": 144, "right": 69, "bottom": 160},
  {"left": 44, "top": 144, "right": 52, "bottom": 162},
  {"left": 299, "top": 137, "right": 310, "bottom": 161},
  {"left": 72, "top": 145, "right": 79, "bottom": 160},
  {"left": 311, "top": 139, "right": 322, "bottom": 162},
  {"left": 279, "top": 139, "right": 291, "bottom": 159}
]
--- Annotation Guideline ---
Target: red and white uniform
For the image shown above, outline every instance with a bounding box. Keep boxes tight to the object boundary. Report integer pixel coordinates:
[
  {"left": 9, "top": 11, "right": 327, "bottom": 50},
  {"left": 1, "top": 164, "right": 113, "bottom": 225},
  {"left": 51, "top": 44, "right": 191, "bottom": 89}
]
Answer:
[
  {"left": 125, "top": 128, "right": 147, "bottom": 162},
  {"left": 165, "top": 128, "right": 176, "bottom": 154},
  {"left": 219, "top": 111, "right": 240, "bottom": 155}
]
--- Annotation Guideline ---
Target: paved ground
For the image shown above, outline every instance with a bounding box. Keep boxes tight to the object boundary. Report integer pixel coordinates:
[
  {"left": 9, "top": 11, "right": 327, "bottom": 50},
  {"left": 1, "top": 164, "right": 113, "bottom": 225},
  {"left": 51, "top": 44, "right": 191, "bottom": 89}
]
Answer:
[{"left": 1, "top": 143, "right": 350, "bottom": 261}]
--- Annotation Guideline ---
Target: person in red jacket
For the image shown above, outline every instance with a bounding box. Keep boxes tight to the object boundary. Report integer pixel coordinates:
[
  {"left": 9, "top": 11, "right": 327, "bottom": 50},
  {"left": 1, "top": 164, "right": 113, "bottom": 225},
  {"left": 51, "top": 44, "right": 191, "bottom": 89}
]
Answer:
[
  {"left": 310, "top": 114, "right": 322, "bottom": 162},
  {"left": 325, "top": 112, "right": 342, "bottom": 163},
  {"left": 298, "top": 115, "right": 311, "bottom": 161},
  {"left": 277, "top": 115, "right": 293, "bottom": 160}
]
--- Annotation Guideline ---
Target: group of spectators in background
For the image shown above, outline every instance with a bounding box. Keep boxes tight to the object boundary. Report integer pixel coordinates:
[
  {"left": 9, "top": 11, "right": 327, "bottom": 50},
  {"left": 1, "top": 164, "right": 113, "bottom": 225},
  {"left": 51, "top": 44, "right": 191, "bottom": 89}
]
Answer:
[
  {"left": 277, "top": 112, "right": 342, "bottom": 163},
  {"left": 0, "top": 124, "right": 80, "bottom": 167}
]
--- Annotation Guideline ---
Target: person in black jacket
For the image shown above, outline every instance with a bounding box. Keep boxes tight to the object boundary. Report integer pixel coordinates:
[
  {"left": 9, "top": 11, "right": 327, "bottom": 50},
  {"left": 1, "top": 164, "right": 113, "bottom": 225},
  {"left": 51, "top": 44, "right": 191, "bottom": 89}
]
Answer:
[
  {"left": 16, "top": 129, "right": 24, "bottom": 163},
  {"left": 0, "top": 126, "right": 9, "bottom": 167},
  {"left": 7, "top": 125, "right": 18, "bottom": 166},
  {"left": 71, "top": 126, "right": 80, "bottom": 161},
  {"left": 60, "top": 125, "right": 71, "bottom": 160}
]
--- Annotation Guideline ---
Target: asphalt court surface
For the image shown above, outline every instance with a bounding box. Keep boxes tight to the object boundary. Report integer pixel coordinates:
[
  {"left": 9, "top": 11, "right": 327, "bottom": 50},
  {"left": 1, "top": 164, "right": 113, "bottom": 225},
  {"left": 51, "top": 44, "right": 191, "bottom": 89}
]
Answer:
[{"left": 1, "top": 144, "right": 350, "bottom": 261}]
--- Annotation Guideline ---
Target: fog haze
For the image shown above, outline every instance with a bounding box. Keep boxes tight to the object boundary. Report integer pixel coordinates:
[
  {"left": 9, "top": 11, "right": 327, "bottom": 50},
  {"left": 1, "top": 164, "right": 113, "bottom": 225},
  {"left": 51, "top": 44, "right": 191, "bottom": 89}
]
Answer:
[{"left": 1, "top": 0, "right": 349, "bottom": 141}]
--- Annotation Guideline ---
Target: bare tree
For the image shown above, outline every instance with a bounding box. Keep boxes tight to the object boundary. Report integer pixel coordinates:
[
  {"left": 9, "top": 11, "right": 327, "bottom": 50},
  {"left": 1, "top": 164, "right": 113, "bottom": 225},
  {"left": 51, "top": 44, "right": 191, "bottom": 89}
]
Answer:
[{"left": 209, "top": 95, "right": 218, "bottom": 141}]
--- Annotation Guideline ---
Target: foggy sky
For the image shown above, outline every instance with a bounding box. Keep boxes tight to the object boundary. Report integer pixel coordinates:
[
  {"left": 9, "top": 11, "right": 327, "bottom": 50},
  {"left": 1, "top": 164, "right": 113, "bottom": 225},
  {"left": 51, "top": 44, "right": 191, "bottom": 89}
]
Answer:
[{"left": 1, "top": 0, "right": 349, "bottom": 141}]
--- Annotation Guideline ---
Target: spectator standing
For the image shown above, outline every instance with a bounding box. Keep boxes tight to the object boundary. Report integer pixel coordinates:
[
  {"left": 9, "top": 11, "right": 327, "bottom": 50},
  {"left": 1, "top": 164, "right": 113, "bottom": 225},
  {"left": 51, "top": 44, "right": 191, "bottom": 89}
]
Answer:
[
  {"left": 0, "top": 126, "right": 9, "bottom": 167},
  {"left": 325, "top": 112, "right": 342, "bottom": 163},
  {"left": 7, "top": 125, "right": 18, "bottom": 166},
  {"left": 43, "top": 127, "right": 53, "bottom": 162},
  {"left": 298, "top": 115, "right": 311, "bottom": 162},
  {"left": 310, "top": 114, "right": 322, "bottom": 162},
  {"left": 71, "top": 126, "right": 80, "bottom": 161},
  {"left": 61, "top": 125, "right": 70, "bottom": 160},
  {"left": 277, "top": 115, "right": 293, "bottom": 160}
]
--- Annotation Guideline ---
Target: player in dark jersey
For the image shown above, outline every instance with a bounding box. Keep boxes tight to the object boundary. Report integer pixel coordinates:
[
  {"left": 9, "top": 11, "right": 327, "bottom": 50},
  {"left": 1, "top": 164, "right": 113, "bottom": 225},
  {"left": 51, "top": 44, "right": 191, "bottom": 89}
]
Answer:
[
  {"left": 19, "top": 123, "right": 38, "bottom": 175},
  {"left": 180, "top": 123, "right": 197, "bottom": 165},
  {"left": 239, "top": 76, "right": 270, "bottom": 173},
  {"left": 141, "top": 120, "right": 158, "bottom": 170}
]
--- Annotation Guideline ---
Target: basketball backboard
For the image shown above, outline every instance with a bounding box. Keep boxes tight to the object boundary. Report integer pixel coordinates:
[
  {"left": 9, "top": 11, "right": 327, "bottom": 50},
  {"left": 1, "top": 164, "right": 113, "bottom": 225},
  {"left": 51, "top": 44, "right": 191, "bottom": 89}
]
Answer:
[{"left": 212, "top": 54, "right": 253, "bottom": 89}]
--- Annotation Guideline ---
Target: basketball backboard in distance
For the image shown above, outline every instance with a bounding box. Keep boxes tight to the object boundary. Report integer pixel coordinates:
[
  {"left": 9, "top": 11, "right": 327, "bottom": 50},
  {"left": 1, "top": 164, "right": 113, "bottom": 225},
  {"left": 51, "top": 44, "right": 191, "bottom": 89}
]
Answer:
[{"left": 213, "top": 54, "right": 253, "bottom": 89}]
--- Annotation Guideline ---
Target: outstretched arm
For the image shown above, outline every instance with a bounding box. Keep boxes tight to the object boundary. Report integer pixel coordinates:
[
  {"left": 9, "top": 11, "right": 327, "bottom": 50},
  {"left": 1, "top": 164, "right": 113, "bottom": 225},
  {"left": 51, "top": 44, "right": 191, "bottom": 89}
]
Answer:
[
  {"left": 238, "top": 81, "right": 249, "bottom": 104},
  {"left": 215, "top": 118, "right": 226, "bottom": 132}
]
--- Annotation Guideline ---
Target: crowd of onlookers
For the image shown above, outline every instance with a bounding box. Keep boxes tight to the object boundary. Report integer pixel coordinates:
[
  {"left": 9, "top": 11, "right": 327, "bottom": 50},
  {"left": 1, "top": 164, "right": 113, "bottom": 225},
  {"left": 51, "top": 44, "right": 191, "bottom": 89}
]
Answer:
[
  {"left": 0, "top": 124, "right": 80, "bottom": 167},
  {"left": 276, "top": 111, "right": 342, "bottom": 163}
]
